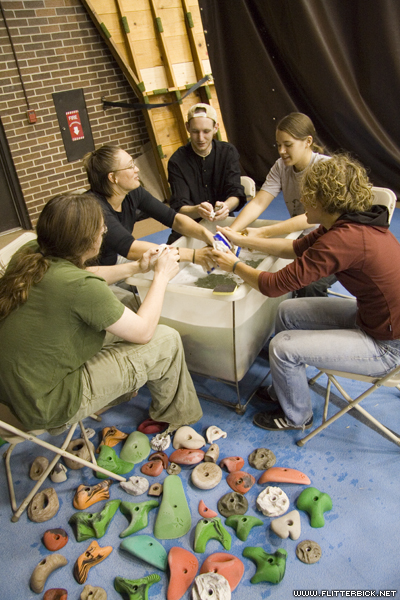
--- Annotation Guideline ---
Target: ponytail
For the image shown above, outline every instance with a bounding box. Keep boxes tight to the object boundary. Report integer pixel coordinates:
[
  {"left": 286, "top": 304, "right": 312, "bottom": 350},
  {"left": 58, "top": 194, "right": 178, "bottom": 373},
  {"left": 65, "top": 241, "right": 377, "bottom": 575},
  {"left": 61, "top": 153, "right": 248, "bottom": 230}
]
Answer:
[{"left": 0, "top": 245, "right": 50, "bottom": 319}]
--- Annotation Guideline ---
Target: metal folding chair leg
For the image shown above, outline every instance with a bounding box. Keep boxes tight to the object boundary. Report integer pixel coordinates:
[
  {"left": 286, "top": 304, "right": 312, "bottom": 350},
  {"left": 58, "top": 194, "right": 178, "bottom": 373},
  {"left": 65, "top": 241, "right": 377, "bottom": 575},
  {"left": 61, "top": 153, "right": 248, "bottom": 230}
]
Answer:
[
  {"left": 298, "top": 370, "right": 400, "bottom": 448},
  {"left": 1, "top": 419, "right": 128, "bottom": 522}
]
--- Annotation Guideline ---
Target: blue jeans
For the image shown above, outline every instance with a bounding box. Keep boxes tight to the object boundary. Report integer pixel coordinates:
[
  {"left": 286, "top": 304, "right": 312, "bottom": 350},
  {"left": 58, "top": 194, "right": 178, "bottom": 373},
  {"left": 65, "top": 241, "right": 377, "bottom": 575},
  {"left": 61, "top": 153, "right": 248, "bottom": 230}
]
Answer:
[{"left": 269, "top": 298, "right": 400, "bottom": 427}]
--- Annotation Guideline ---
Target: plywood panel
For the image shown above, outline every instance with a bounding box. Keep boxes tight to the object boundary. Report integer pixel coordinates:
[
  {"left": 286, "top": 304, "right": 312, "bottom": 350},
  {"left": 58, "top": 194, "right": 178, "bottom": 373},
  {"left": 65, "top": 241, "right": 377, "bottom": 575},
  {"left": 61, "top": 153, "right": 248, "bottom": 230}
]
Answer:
[{"left": 82, "top": 0, "right": 228, "bottom": 197}]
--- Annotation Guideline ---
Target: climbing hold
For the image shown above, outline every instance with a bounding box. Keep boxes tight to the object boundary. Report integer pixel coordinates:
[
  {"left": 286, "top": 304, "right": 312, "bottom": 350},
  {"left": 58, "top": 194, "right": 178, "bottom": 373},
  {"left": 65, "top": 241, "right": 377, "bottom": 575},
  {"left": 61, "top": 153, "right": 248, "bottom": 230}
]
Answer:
[
  {"left": 43, "top": 528, "right": 68, "bottom": 551},
  {"left": 217, "top": 492, "right": 248, "bottom": 517},
  {"left": 28, "top": 487, "right": 59, "bottom": 522},
  {"left": 80, "top": 585, "right": 107, "bottom": 600},
  {"left": 219, "top": 456, "right": 244, "bottom": 473},
  {"left": 270, "top": 510, "right": 301, "bottom": 540},
  {"left": 96, "top": 426, "right": 128, "bottom": 453},
  {"left": 206, "top": 426, "right": 227, "bottom": 444},
  {"left": 167, "top": 546, "right": 198, "bottom": 600},
  {"left": 69, "top": 499, "right": 121, "bottom": 542},
  {"left": 64, "top": 438, "right": 95, "bottom": 469},
  {"left": 114, "top": 574, "right": 161, "bottom": 600},
  {"left": 120, "top": 534, "right": 168, "bottom": 570},
  {"left": 148, "top": 451, "right": 169, "bottom": 469},
  {"left": 225, "top": 514, "right": 263, "bottom": 541},
  {"left": 167, "top": 462, "right": 181, "bottom": 475},
  {"left": 149, "top": 483, "right": 163, "bottom": 496},
  {"left": 198, "top": 500, "right": 217, "bottom": 519},
  {"left": 141, "top": 459, "right": 164, "bottom": 476},
  {"left": 95, "top": 445, "right": 134, "bottom": 479},
  {"left": 192, "top": 572, "right": 231, "bottom": 600},
  {"left": 169, "top": 448, "right": 205, "bottom": 465},
  {"left": 243, "top": 547, "right": 288, "bottom": 584},
  {"left": 43, "top": 589, "right": 67, "bottom": 600},
  {"left": 138, "top": 418, "right": 169, "bottom": 434},
  {"left": 226, "top": 470, "right": 255, "bottom": 494},
  {"left": 119, "top": 499, "right": 159, "bottom": 537},
  {"left": 30, "top": 554, "right": 68, "bottom": 593},
  {"left": 200, "top": 552, "right": 244, "bottom": 591},
  {"left": 120, "top": 430, "right": 151, "bottom": 463},
  {"left": 172, "top": 426, "right": 205, "bottom": 450},
  {"left": 248, "top": 448, "right": 276, "bottom": 470},
  {"left": 204, "top": 443, "right": 219, "bottom": 463},
  {"left": 259, "top": 466, "right": 311, "bottom": 485},
  {"left": 296, "top": 539, "right": 322, "bottom": 564},
  {"left": 50, "top": 463, "right": 67, "bottom": 483},
  {"left": 191, "top": 462, "right": 222, "bottom": 490},
  {"left": 74, "top": 540, "right": 113, "bottom": 584},
  {"left": 296, "top": 487, "right": 332, "bottom": 528},
  {"left": 194, "top": 517, "right": 231, "bottom": 553},
  {"left": 120, "top": 475, "right": 149, "bottom": 496},
  {"left": 256, "top": 486, "right": 289, "bottom": 517},
  {"left": 73, "top": 479, "right": 113, "bottom": 510},
  {"left": 154, "top": 475, "right": 191, "bottom": 539},
  {"left": 30, "top": 456, "right": 49, "bottom": 480},
  {"left": 150, "top": 433, "right": 171, "bottom": 451}
]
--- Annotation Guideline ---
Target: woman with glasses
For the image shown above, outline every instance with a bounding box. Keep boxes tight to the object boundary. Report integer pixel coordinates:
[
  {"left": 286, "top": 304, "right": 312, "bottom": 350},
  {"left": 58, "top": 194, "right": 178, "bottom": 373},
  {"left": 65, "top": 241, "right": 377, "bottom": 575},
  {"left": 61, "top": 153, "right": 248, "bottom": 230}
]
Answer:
[
  {"left": 83, "top": 144, "right": 216, "bottom": 270},
  {"left": 0, "top": 193, "right": 202, "bottom": 432}
]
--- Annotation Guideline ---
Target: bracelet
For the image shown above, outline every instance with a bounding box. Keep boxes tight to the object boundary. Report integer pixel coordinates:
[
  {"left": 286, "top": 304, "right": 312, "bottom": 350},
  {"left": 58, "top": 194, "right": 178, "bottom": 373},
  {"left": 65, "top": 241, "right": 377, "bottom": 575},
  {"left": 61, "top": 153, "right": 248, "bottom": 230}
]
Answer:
[
  {"left": 192, "top": 249, "right": 196, "bottom": 264},
  {"left": 232, "top": 260, "right": 240, "bottom": 274}
]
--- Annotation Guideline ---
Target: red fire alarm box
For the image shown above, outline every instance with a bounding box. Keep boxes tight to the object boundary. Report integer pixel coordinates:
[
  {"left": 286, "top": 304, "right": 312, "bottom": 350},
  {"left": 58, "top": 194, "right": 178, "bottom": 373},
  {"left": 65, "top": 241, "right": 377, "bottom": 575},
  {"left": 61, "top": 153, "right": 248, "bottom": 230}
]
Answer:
[{"left": 27, "top": 109, "right": 37, "bottom": 124}]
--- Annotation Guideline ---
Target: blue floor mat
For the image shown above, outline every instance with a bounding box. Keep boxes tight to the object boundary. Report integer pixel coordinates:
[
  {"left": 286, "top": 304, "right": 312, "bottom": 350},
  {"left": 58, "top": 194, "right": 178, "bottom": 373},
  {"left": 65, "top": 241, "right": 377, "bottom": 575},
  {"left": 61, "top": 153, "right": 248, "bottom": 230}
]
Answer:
[{"left": 1, "top": 194, "right": 399, "bottom": 598}]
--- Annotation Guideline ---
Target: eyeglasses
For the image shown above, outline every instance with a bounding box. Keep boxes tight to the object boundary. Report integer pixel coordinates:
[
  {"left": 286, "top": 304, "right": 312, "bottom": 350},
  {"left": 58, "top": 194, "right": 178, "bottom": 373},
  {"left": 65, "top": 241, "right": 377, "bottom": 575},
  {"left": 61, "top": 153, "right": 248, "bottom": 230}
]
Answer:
[{"left": 113, "top": 159, "right": 136, "bottom": 172}]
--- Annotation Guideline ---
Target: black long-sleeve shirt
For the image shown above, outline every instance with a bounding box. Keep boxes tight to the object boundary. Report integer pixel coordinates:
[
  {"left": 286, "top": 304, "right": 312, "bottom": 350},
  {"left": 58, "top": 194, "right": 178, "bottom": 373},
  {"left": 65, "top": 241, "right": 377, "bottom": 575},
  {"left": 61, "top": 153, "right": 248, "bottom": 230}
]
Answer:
[
  {"left": 90, "top": 188, "right": 176, "bottom": 265},
  {"left": 168, "top": 140, "right": 246, "bottom": 218}
]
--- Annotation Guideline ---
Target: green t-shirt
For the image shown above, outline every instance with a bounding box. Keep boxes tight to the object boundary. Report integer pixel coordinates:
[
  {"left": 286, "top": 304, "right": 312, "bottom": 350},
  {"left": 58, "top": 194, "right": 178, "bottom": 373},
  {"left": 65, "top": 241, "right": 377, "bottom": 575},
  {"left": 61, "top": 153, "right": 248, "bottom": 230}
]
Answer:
[{"left": 0, "top": 247, "right": 125, "bottom": 429}]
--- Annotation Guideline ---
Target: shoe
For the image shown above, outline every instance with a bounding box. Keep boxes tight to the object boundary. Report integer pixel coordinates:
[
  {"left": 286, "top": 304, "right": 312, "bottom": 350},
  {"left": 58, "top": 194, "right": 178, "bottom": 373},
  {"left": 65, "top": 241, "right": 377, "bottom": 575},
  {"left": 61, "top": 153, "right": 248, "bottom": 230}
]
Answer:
[
  {"left": 253, "top": 409, "right": 313, "bottom": 431},
  {"left": 255, "top": 386, "right": 279, "bottom": 405}
]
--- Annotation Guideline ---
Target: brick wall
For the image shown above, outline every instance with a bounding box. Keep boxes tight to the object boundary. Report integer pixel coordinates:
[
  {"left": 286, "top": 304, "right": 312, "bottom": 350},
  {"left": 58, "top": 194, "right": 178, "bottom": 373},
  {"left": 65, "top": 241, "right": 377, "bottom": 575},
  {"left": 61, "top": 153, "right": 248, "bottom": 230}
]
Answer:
[{"left": 0, "top": 0, "right": 150, "bottom": 224}]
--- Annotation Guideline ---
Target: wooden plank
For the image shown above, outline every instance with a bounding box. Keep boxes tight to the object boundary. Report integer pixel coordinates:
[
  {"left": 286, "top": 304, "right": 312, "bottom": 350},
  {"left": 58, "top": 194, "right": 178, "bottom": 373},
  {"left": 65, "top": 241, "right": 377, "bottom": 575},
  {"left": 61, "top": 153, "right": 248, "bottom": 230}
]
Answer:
[{"left": 82, "top": 0, "right": 229, "bottom": 195}]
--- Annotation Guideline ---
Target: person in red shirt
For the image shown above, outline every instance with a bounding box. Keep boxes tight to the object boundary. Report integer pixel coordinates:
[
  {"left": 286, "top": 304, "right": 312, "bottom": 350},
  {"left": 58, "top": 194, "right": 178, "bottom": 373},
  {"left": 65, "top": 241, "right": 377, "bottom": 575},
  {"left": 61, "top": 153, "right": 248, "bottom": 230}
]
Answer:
[{"left": 213, "top": 154, "right": 400, "bottom": 431}]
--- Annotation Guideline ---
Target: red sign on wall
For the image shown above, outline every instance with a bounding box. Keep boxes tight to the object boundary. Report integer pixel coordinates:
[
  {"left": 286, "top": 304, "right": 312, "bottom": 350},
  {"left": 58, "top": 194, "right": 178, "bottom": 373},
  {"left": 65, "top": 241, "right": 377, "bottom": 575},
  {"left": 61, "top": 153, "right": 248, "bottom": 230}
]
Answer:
[{"left": 66, "top": 110, "right": 84, "bottom": 141}]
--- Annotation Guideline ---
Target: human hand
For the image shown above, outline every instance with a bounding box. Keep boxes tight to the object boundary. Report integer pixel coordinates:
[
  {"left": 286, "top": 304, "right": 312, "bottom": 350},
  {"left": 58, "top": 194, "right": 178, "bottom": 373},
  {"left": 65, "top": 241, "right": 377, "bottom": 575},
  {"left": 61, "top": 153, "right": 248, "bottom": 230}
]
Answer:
[
  {"left": 154, "top": 247, "right": 180, "bottom": 281},
  {"left": 212, "top": 248, "right": 239, "bottom": 272},
  {"left": 243, "top": 226, "right": 268, "bottom": 238},
  {"left": 216, "top": 225, "right": 245, "bottom": 247},
  {"left": 195, "top": 246, "right": 217, "bottom": 271},
  {"left": 213, "top": 201, "right": 229, "bottom": 221},
  {"left": 139, "top": 247, "right": 161, "bottom": 272},
  {"left": 198, "top": 202, "right": 215, "bottom": 221}
]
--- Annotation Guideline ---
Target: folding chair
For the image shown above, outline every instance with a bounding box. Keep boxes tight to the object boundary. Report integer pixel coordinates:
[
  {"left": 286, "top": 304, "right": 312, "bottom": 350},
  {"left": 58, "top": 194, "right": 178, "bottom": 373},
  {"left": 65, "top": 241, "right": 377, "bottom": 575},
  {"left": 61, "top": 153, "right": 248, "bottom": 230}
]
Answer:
[
  {"left": 240, "top": 176, "right": 256, "bottom": 201},
  {"left": 0, "top": 402, "right": 127, "bottom": 522},
  {"left": 371, "top": 186, "right": 397, "bottom": 224},
  {"left": 297, "top": 364, "right": 400, "bottom": 448}
]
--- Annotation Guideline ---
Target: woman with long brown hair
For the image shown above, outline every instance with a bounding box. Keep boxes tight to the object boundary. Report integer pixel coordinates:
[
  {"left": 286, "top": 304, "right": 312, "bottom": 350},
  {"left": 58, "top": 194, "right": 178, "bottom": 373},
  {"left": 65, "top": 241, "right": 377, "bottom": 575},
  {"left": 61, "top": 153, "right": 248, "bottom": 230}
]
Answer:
[{"left": 0, "top": 193, "right": 202, "bottom": 432}]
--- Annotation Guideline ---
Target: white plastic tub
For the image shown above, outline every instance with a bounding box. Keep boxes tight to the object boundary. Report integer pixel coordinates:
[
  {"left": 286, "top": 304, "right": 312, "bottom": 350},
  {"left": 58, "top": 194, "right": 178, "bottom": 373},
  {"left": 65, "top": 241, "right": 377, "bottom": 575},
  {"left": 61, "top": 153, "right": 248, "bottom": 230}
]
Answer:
[{"left": 127, "top": 218, "right": 299, "bottom": 383}]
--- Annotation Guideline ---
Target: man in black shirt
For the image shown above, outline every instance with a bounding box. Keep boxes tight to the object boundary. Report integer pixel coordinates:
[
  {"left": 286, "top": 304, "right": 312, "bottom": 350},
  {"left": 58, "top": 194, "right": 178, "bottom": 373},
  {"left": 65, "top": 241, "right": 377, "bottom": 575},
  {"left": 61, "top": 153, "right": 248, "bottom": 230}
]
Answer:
[{"left": 167, "top": 103, "right": 246, "bottom": 244}]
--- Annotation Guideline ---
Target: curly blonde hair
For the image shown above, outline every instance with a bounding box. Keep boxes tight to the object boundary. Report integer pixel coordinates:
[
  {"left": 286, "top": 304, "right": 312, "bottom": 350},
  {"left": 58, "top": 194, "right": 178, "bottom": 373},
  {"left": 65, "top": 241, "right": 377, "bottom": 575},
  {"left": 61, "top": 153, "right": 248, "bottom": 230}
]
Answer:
[{"left": 301, "top": 153, "right": 373, "bottom": 214}]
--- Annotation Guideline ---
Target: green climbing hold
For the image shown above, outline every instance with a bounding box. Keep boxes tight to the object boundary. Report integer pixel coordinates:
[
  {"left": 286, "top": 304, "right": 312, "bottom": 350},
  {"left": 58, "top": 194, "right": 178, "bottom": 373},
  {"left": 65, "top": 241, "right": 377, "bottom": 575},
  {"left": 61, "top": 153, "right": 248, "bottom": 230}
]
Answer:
[
  {"left": 120, "top": 430, "right": 151, "bottom": 464},
  {"left": 194, "top": 517, "right": 232, "bottom": 553},
  {"left": 154, "top": 475, "right": 191, "bottom": 539},
  {"left": 114, "top": 574, "right": 161, "bottom": 600},
  {"left": 296, "top": 486, "right": 333, "bottom": 528},
  {"left": 120, "top": 534, "right": 168, "bottom": 571},
  {"left": 0, "top": 436, "right": 8, "bottom": 447},
  {"left": 225, "top": 514, "right": 264, "bottom": 541},
  {"left": 69, "top": 499, "right": 121, "bottom": 542},
  {"left": 119, "top": 500, "right": 159, "bottom": 538},
  {"left": 95, "top": 445, "right": 134, "bottom": 479},
  {"left": 242, "top": 547, "right": 288, "bottom": 584}
]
